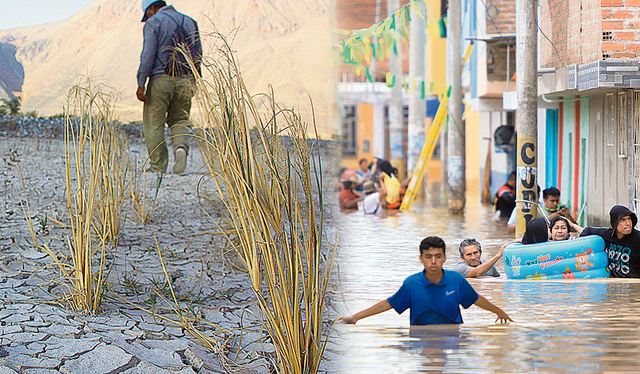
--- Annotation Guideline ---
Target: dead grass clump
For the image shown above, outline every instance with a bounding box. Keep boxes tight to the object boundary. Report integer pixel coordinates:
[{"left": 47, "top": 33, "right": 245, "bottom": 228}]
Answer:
[
  {"left": 23, "top": 79, "right": 128, "bottom": 313},
  {"left": 192, "top": 35, "right": 334, "bottom": 373}
]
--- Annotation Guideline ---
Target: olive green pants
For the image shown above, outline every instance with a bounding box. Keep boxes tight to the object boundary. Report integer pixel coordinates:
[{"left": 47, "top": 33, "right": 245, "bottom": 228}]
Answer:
[{"left": 143, "top": 74, "right": 194, "bottom": 172}]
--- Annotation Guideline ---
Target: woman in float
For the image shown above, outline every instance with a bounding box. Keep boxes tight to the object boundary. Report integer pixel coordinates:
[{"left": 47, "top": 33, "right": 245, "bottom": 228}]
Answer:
[
  {"left": 521, "top": 216, "right": 550, "bottom": 244},
  {"left": 549, "top": 216, "right": 584, "bottom": 241},
  {"left": 504, "top": 215, "right": 608, "bottom": 279},
  {"left": 503, "top": 217, "right": 609, "bottom": 280}
]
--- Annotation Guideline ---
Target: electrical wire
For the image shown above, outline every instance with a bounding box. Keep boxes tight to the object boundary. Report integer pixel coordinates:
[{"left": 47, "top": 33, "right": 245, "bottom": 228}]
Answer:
[
  {"left": 479, "top": 0, "right": 504, "bottom": 38},
  {"left": 480, "top": 0, "right": 567, "bottom": 70},
  {"left": 535, "top": 18, "right": 567, "bottom": 70}
]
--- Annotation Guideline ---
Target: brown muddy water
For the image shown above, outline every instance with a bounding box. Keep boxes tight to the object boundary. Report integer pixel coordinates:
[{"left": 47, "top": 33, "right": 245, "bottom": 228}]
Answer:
[{"left": 334, "top": 192, "right": 640, "bottom": 373}]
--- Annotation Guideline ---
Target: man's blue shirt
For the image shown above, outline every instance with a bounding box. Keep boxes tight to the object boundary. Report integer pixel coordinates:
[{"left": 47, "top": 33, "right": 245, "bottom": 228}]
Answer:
[
  {"left": 387, "top": 269, "right": 479, "bottom": 325},
  {"left": 137, "top": 6, "right": 202, "bottom": 87}
]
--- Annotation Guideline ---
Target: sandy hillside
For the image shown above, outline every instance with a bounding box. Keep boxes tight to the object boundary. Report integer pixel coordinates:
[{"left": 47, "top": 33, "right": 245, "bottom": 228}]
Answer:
[{"left": 0, "top": 0, "right": 337, "bottom": 137}]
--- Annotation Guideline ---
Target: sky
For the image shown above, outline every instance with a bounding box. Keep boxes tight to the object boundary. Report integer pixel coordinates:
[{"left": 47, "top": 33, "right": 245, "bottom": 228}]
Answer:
[{"left": 0, "top": 0, "right": 98, "bottom": 30}]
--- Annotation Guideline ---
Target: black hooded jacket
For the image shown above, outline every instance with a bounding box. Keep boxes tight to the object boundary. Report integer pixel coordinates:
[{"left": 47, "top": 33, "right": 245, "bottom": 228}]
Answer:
[{"left": 580, "top": 205, "right": 640, "bottom": 278}]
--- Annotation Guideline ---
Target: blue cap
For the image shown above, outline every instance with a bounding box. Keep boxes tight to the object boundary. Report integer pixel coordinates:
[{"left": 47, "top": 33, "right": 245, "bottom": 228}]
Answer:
[{"left": 141, "top": 0, "right": 156, "bottom": 22}]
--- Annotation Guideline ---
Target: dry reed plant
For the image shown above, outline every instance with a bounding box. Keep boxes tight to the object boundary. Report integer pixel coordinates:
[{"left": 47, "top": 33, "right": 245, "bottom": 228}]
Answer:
[
  {"left": 128, "top": 164, "right": 159, "bottom": 223},
  {"left": 94, "top": 113, "right": 130, "bottom": 245},
  {"left": 191, "top": 36, "right": 334, "bottom": 373},
  {"left": 23, "top": 80, "right": 127, "bottom": 313}
]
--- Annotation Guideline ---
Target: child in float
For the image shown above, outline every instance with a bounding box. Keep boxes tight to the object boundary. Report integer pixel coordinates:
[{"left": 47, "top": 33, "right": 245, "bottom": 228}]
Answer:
[
  {"left": 549, "top": 216, "right": 584, "bottom": 241},
  {"left": 580, "top": 205, "right": 640, "bottom": 278},
  {"left": 341, "top": 236, "right": 513, "bottom": 325},
  {"left": 521, "top": 216, "right": 550, "bottom": 244}
]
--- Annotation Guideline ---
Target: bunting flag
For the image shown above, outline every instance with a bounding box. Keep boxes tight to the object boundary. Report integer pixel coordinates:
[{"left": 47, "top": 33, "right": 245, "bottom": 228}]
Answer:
[
  {"left": 340, "top": 40, "right": 474, "bottom": 101},
  {"left": 333, "top": 0, "right": 447, "bottom": 71},
  {"left": 334, "top": 0, "right": 474, "bottom": 101},
  {"left": 348, "top": 56, "right": 450, "bottom": 98}
]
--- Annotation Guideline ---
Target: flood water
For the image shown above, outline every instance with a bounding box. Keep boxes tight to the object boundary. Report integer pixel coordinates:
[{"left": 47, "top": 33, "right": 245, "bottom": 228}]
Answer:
[{"left": 334, "top": 191, "right": 640, "bottom": 373}]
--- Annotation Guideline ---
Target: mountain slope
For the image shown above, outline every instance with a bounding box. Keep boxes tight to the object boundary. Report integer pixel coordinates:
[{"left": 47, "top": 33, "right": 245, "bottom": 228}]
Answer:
[
  {"left": 0, "top": 42, "right": 23, "bottom": 101},
  {"left": 0, "top": 0, "right": 336, "bottom": 136}
]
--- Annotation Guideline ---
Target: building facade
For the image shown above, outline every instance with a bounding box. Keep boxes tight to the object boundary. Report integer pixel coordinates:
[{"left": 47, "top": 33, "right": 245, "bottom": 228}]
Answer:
[
  {"left": 463, "top": 0, "right": 518, "bottom": 200},
  {"left": 539, "top": 0, "right": 640, "bottom": 224}
]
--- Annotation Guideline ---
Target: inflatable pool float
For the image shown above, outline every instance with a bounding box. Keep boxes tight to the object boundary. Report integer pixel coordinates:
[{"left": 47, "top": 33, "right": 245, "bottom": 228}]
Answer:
[{"left": 503, "top": 236, "right": 609, "bottom": 280}]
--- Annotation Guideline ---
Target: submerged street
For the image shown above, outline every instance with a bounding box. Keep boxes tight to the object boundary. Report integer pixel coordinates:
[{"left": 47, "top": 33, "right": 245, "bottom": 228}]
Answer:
[{"left": 334, "top": 190, "right": 640, "bottom": 373}]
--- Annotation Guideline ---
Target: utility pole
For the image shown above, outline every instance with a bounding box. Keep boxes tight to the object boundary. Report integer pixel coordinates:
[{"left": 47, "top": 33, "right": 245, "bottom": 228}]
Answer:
[
  {"left": 388, "top": 0, "right": 406, "bottom": 178},
  {"left": 515, "top": 0, "right": 539, "bottom": 237},
  {"left": 408, "top": 1, "right": 426, "bottom": 180},
  {"left": 372, "top": 0, "right": 385, "bottom": 159},
  {"left": 448, "top": 0, "right": 465, "bottom": 214},
  {"left": 371, "top": 0, "right": 382, "bottom": 76}
]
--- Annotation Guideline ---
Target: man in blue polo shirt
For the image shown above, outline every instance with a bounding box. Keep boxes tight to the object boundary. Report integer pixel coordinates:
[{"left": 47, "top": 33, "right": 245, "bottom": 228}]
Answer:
[{"left": 341, "top": 236, "right": 512, "bottom": 325}]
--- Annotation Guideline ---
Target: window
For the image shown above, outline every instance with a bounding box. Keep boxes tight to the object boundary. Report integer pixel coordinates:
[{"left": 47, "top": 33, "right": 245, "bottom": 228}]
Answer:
[
  {"left": 605, "top": 93, "right": 615, "bottom": 147},
  {"left": 618, "top": 92, "right": 627, "bottom": 157},
  {"left": 633, "top": 91, "right": 640, "bottom": 212},
  {"left": 383, "top": 104, "right": 409, "bottom": 160},
  {"left": 341, "top": 105, "right": 357, "bottom": 157}
]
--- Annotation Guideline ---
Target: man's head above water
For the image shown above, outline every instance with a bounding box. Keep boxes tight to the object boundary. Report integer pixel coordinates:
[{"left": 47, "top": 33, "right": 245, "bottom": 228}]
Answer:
[
  {"left": 543, "top": 187, "right": 561, "bottom": 211},
  {"left": 419, "top": 236, "right": 447, "bottom": 278},
  {"left": 458, "top": 238, "right": 482, "bottom": 267},
  {"left": 609, "top": 205, "right": 638, "bottom": 239},
  {"left": 419, "top": 236, "right": 446, "bottom": 256}
]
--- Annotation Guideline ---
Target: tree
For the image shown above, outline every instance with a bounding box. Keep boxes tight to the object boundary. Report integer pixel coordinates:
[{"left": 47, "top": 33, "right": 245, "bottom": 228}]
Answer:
[{"left": 0, "top": 98, "right": 20, "bottom": 115}]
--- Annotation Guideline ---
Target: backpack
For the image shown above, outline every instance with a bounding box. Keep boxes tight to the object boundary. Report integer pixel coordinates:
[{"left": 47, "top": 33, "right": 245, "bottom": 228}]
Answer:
[{"left": 163, "top": 13, "right": 200, "bottom": 78}]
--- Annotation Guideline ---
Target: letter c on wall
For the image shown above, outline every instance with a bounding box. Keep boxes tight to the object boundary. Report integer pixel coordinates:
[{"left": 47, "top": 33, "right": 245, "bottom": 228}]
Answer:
[{"left": 521, "top": 142, "right": 535, "bottom": 165}]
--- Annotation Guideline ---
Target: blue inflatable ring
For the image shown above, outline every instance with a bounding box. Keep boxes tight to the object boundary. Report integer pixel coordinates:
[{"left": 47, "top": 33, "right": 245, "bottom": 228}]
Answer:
[{"left": 503, "top": 236, "right": 609, "bottom": 280}]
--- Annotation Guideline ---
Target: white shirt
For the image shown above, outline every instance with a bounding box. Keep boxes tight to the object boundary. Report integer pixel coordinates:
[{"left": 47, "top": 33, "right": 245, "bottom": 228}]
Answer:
[{"left": 363, "top": 192, "right": 380, "bottom": 214}]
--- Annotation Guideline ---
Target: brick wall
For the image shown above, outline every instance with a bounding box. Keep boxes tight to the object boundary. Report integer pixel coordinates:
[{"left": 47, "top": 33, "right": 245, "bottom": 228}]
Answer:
[
  {"left": 582, "top": 0, "right": 601, "bottom": 62},
  {"left": 540, "top": 0, "right": 569, "bottom": 68},
  {"left": 486, "top": 0, "right": 516, "bottom": 35},
  {"left": 602, "top": 0, "right": 640, "bottom": 59},
  {"left": 487, "top": 39, "right": 517, "bottom": 81},
  {"left": 541, "top": 0, "right": 640, "bottom": 69}
]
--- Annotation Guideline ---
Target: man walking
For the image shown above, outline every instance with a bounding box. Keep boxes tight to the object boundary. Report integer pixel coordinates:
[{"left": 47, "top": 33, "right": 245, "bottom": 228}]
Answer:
[
  {"left": 341, "top": 236, "right": 512, "bottom": 325},
  {"left": 136, "top": 0, "right": 202, "bottom": 174}
]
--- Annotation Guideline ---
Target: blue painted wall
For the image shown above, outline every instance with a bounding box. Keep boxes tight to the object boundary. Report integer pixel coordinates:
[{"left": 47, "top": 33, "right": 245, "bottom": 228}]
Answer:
[{"left": 545, "top": 109, "right": 559, "bottom": 188}]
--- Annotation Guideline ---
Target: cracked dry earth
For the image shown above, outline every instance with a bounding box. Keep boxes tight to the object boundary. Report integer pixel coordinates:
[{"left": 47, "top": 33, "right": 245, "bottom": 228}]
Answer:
[{"left": 0, "top": 136, "right": 342, "bottom": 374}]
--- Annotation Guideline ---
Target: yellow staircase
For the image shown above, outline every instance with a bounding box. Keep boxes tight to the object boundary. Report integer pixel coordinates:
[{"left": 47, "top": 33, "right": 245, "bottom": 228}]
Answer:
[
  {"left": 400, "top": 42, "right": 474, "bottom": 211},
  {"left": 400, "top": 90, "right": 449, "bottom": 211}
]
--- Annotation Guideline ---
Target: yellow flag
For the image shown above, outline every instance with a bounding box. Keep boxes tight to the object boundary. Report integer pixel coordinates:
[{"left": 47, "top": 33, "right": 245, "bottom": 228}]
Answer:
[
  {"left": 413, "top": 0, "right": 425, "bottom": 20},
  {"left": 398, "top": 9, "right": 406, "bottom": 29},
  {"left": 364, "top": 43, "right": 372, "bottom": 64}
]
